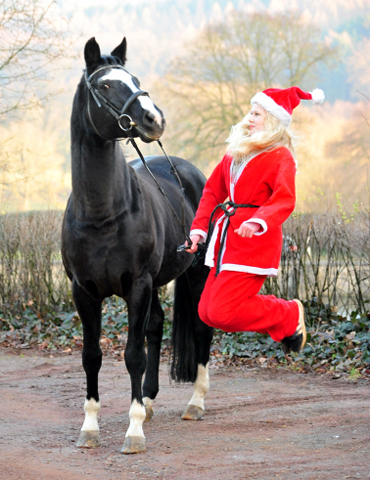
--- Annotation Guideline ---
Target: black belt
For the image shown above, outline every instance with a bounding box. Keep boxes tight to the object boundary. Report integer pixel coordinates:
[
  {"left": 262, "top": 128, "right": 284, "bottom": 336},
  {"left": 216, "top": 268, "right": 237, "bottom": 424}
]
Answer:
[{"left": 203, "top": 200, "right": 260, "bottom": 275}]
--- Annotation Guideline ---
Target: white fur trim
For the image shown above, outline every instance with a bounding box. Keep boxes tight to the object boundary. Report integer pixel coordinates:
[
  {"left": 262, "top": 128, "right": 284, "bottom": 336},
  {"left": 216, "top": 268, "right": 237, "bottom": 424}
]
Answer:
[
  {"left": 205, "top": 214, "right": 225, "bottom": 268},
  {"left": 310, "top": 88, "right": 325, "bottom": 104},
  {"left": 251, "top": 92, "right": 292, "bottom": 127},
  {"left": 190, "top": 229, "right": 207, "bottom": 242},
  {"left": 220, "top": 263, "right": 278, "bottom": 276},
  {"left": 245, "top": 218, "right": 267, "bottom": 235}
]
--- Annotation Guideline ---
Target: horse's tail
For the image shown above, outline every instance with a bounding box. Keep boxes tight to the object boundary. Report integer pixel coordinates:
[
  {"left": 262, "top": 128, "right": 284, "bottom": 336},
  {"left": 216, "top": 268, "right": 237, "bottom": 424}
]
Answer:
[{"left": 170, "top": 271, "right": 198, "bottom": 383}]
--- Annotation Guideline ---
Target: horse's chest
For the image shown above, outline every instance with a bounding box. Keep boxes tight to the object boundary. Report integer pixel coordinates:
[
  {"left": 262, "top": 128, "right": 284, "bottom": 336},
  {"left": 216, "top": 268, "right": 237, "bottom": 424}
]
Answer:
[{"left": 67, "top": 227, "right": 144, "bottom": 298}]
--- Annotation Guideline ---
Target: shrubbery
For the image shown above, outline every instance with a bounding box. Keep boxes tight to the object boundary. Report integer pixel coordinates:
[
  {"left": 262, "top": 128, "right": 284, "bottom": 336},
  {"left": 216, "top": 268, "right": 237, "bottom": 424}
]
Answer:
[{"left": 0, "top": 209, "right": 369, "bottom": 377}]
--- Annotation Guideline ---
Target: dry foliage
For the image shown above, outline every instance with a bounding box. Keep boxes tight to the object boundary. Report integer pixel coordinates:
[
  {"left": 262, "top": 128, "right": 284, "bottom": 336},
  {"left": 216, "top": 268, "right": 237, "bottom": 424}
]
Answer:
[
  {"left": 0, "top": 0, "right": 76, "bottom": 120},
  {"left": 0, "top": 208, "right": 369, "bottom": 318},
  {"left": 264, "top": 210, "right": 370, "bottom": 316},
  {"left": 0, "top": 210, "right": 70, "bottom": 313},
  {"left": 0, "top": 109, "right": 71, "bottom": 211}
]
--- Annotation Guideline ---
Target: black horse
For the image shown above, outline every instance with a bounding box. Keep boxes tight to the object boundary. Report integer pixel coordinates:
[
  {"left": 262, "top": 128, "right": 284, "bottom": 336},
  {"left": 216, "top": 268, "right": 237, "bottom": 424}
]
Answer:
[{"left": 61, "top": 37, "right": 213, "bottom": 454}]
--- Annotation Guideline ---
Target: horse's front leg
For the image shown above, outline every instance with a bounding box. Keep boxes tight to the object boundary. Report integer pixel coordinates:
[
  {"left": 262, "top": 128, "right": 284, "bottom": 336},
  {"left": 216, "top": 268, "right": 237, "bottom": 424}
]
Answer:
[
  {"left": 121, "top": 275, "right": 152, "bottom": 454},
  {"left": 142, "top": 289, "right": 164, "bottom": 422},
  {"left": 72, "top": 280, "right": 103, "bottom": 448}
]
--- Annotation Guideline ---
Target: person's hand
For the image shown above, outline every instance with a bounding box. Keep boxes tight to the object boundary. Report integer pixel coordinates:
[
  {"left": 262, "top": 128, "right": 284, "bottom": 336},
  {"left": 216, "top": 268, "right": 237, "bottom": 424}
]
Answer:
[
  {"left": 234, "top": 221, "right": 260, "bottom": 238},
  {"left": 186, "top": 234, "right": 201, "bottom": 253}
]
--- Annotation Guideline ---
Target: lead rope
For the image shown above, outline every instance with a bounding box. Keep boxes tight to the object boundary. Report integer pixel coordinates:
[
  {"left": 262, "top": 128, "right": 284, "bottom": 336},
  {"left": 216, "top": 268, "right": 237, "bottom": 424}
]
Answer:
[
  {"left": 157, "top": 139, "right": 186, "bottom": 235},
  {"left": 127, "top": 136, "right": 192, "bottom": 245},
  {"left": 206, "top": 201, "right": 260, "bottom": 275}
]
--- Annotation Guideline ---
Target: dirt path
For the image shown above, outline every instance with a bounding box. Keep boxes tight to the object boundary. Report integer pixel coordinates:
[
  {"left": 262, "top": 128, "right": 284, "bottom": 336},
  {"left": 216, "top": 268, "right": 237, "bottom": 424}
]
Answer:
[{"left": 0, "top": 348, "right": 369, "bottom": 480}]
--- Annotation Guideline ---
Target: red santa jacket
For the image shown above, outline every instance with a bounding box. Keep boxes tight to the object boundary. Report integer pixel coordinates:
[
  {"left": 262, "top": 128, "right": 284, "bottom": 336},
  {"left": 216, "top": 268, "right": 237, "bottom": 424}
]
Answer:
[{"left": 190, "top": 146, "right": 296, "bottom": 276}]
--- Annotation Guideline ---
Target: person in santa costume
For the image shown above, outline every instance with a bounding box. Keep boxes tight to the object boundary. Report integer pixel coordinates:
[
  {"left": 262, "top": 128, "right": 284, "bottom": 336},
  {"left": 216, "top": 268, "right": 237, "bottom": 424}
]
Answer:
[{"left": 186, "top": 86, "right": 325, "bottom": 354}]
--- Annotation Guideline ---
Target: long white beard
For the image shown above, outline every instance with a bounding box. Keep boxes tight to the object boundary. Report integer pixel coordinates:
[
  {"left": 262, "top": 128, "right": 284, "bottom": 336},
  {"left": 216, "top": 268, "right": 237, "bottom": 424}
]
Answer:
[{"left": 226, "top": 119, "right": 252, "bottom": 162}]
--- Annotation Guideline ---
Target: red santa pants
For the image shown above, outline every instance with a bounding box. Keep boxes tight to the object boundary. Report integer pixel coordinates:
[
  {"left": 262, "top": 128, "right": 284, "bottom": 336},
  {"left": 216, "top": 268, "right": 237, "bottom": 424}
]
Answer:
[{"left": 198, "top": 269, "right": 299, "bottom": 342}]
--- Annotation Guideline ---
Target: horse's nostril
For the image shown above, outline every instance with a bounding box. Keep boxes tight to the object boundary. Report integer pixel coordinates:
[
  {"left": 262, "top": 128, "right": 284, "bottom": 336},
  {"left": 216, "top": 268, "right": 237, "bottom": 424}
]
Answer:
[{"left": 143, "top": 111, "right": 156, "bottom": 125}]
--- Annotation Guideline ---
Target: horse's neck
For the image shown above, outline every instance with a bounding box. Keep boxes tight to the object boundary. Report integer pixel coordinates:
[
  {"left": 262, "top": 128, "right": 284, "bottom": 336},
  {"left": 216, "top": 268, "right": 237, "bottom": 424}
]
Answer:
[{"left": 71, "top": 130, "right": 132, "bottom": 220}]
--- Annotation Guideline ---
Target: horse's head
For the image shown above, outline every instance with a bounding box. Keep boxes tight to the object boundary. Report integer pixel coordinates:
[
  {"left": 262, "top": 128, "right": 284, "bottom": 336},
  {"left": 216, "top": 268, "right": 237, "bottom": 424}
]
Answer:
[{"left": 83, "top": 37, "right": 165, "bottom": 143}]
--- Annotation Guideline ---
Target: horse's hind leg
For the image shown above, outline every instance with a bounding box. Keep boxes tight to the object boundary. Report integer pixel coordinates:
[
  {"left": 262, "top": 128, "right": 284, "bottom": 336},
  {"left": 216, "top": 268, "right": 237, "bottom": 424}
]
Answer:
[
  {"left": 182, "top": 315, "right": 213, "bottom": 420},
  {"left": 142, "top": 289, "right": 165, "bottom": 421},
  {"left": 171, "top": 264, "right": 214, "bottom": 420},
  {"left": 182, "top": 268, "right": 213, "bottom": 420},
  {"left": 72, "top": 281, "right": 103, "bottom": 448}
]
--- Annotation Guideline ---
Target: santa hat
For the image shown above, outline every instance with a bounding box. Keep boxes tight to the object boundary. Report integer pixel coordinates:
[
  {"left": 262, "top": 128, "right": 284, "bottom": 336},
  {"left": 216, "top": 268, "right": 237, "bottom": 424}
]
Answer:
[{"left": 251, "top": 87, "right": 325, "bottom": 127}]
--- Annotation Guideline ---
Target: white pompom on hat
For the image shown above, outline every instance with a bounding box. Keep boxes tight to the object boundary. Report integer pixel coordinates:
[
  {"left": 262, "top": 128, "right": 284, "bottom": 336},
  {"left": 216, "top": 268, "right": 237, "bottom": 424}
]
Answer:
[{"left": 251, "top": 86, "right": 325, "bottom": 127}]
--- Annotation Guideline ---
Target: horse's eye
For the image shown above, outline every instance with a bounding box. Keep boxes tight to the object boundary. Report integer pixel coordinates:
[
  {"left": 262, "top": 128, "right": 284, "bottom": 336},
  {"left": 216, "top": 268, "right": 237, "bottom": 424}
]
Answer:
[{"left": 101, "top": 84, "right": 110, "bottom": 90}]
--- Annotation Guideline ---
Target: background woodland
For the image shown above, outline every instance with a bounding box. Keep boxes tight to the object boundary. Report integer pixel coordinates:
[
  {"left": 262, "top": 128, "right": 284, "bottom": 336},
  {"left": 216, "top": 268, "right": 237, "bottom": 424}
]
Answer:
[{"left": 0, "top": 0, "right": 369, "bottom": 213}]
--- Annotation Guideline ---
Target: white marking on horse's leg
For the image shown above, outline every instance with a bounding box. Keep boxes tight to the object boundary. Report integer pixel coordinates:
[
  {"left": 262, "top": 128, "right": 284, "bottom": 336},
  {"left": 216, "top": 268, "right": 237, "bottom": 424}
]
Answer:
[
  {"left": 188, "top": 363, "right": 209, "bottom": 410},
  {"left": 143, "top": 397, "right": 153, "bottom": 410},
  {"left": 81, "top": 398, "right": 101, "bottom": 432},
  {"left": 125, "top": 399, "right": 146, "bottom": 438},
  {"left": 143, "top": 396, "right": 154, "bottom": 421}
]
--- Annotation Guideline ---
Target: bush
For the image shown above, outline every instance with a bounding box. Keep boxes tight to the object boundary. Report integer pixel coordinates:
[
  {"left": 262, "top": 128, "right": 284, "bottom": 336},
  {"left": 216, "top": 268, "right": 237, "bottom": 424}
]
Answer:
[
  {"left": 0, "top": 211, "right": 71, "bottom": 314},
  {"left": 0, "top": 208, "right": 369, "bottom": 376},
  {"left": 263, "top": 210, "right": 370, "bottom": 318}
]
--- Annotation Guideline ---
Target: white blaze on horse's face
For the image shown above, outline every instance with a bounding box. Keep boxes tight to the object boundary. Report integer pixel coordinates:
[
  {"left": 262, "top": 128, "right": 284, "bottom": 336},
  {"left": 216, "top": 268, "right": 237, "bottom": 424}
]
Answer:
[{"left": 99, "top": 68, "right": 163, "bottom": 126}]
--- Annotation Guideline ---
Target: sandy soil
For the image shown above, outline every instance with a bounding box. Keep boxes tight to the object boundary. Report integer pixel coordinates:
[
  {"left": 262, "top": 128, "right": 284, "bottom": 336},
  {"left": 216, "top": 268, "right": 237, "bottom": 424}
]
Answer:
[{"left": 0, "top": 348, "right": 369, "bottom": 480}]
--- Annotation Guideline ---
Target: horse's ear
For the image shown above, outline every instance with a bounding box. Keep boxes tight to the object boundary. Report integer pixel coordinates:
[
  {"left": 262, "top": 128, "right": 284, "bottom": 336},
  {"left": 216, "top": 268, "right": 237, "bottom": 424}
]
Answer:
[
  {"left": 84, "top": 37, "right": 101, "bottom": 70},
  {"left": 111, "top": 37, "right": 127, "bottom": 65}
]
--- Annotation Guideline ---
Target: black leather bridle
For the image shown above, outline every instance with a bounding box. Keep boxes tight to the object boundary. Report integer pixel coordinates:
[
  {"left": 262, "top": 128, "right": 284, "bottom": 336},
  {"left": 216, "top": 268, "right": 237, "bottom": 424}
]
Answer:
[
  {"left": 83, "top": 64, "right": 192, "bottom": 247},
  {"left": 84, "top": 64, "right": 155, "bottom": 140}
]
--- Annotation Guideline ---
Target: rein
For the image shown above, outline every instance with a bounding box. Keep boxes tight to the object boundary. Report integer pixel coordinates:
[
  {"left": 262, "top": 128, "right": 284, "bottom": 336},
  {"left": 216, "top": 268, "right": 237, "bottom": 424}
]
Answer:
[
  {"left": 84, "top": 65, "right": 192, "bottom": 245},
  {"left": 128, "top": 137, "right": 192, "bottom": 245}
]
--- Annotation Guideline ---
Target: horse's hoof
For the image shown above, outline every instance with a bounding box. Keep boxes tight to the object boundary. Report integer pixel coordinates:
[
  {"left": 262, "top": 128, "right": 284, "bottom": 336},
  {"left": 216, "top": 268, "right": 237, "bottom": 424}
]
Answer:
[
  {"left": 121, "top": 436, "right": 146, "bottom": 454},
  {"left": 76, "top": 430, "right": 101, "bottom": 448},
  {"left": 145, "top": 405, "right": 153, "bottom": 422},
  {"left": 181, "top": 405, "right": 204, "bottom": 420}
]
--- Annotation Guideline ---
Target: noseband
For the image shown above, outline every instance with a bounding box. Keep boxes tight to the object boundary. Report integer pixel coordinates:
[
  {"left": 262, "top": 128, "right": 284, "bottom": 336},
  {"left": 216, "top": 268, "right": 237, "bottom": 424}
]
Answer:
[{"left": 84, "top": 65, "right": 154, "bottom": 140}]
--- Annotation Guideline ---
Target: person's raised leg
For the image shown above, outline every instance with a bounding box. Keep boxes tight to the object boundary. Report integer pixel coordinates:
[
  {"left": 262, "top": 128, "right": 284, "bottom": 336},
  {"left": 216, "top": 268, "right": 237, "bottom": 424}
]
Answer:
[{"left": 205, "top": 271, "right": 300, "bottom": 343}]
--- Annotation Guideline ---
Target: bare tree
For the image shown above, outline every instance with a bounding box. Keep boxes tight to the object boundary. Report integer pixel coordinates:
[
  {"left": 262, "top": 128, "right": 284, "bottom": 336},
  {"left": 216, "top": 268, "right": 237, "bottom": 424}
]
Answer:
[
  {"left": 324, "top": 99, "right": 370, "bottom": 206},
  {"left": 0, "top": 0, "right": 76, "bottom": 123},
  {"left": 157, "top": 10, "right": 337, "bottom": 167}
]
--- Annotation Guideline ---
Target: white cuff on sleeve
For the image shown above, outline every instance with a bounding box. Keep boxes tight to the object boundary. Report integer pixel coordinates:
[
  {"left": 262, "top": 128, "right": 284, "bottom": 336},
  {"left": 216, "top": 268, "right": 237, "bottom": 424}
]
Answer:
[
  {"left": 245, "top": 218, "right": 267, "bottom": 236},
  {"left": 190, "top": 229, "right": 208, "bottom": 243}
]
